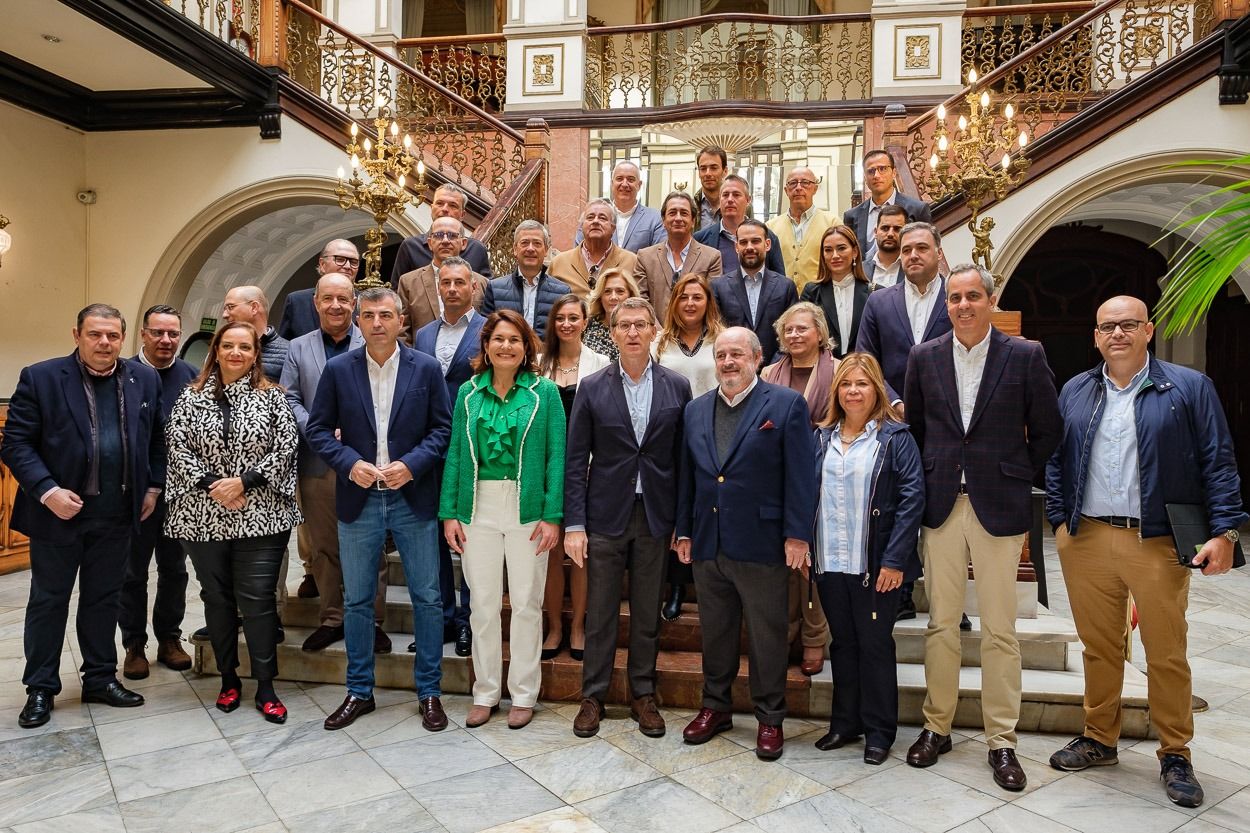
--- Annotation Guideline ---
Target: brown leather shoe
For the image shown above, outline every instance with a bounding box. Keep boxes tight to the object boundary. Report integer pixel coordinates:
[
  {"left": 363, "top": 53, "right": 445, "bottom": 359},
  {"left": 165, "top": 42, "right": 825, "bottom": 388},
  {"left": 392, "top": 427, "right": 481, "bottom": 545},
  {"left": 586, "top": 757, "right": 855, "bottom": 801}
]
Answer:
[
  {"left": 683, "top": 708, "right": 733, "bottom": 744},
  {"left": 297, "top": 574, "right": 319, "bottom": 598},
  {"left": 123, "top": 643, "right": 149, "bottom": 681},
  {"left": 466, "top": 704, "right": 498, "bottom": 728},
  {"left": 989, "top": 748, "right": 1027, "bottom": 791},
  {"left": 800, "top": 647, "right": 824, "bottom": 676},
  {"left": 630, "top": 695, "right": 666, "bottom": 737},
  {"left": 507, "top": 706, "right": 534, "bottom": 730},
  {"left": 156, "top": 638, "right": 192, "bottom": 671},
  {"left": 573, "top": 698, "right": 605, "bottom": 738},
  {"left": 419, "top": 696, "right": 447, "bottom": 732},
  {"left": 374, "top": 626, "right": 392, "bottom": 655},
  {"left": 906, "top": 729, "right": 952, "bottom": 767},
  {"left": 756, "top": 723, "right": 784, "bottom": 760},
  {"left": 323, "top": 694, "right": 375, "bottom": 730}
]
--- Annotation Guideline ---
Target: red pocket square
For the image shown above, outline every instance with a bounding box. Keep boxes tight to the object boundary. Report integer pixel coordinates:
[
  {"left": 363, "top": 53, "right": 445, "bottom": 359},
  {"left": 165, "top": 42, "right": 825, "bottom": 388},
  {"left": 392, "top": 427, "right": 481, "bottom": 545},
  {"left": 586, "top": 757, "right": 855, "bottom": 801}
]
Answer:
[{"left": 759, "top": 419, "right": 776, "bottom": 431}]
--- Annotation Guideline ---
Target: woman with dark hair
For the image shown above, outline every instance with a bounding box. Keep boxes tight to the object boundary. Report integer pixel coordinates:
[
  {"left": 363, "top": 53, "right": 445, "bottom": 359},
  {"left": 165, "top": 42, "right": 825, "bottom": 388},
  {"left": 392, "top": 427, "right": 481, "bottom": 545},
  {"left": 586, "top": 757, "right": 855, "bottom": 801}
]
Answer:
[
  {"left": 800, "top": 225, "right": 873, "bottom": 358},
  {"left": 538, "top": 294, "right": 609, "bottom": 662},
  {"left": 582, "top": 268, "right": 641, "bottom": 360},
  {"left": 651, "top": 273, "right": 723, "bottom": 621},
  {"left": 811, "top": 352, "right": 924, "bottom": 764},
  {"left": 165, "top": 321, "right": 301, "bottom": 724},
  {"left": 440, "top": 310, "right": 566, "bottom": 729}
]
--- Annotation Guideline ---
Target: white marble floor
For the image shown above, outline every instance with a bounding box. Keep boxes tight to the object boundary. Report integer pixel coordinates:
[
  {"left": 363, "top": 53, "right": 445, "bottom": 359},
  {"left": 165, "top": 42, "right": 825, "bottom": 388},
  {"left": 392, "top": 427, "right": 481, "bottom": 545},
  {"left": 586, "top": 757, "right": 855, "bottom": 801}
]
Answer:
[{"left": 2, "top": 535, "right": 1249, "bottom": 833}]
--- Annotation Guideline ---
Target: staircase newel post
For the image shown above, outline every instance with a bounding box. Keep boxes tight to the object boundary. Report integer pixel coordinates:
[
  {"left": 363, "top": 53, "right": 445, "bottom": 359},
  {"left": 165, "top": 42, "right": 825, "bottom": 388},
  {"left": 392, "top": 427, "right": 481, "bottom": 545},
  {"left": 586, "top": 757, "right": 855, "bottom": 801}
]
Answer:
[
  {"left": 523, "top": 117, "right": 551, "bottom": 224},
  {"left": 259, "top": 0, "right": 289, "bottom": 72}
]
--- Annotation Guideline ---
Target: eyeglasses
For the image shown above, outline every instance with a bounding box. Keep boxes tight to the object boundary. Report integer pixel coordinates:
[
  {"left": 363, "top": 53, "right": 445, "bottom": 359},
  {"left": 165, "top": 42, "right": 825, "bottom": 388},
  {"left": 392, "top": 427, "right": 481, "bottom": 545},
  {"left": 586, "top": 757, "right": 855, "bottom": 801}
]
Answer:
[
  {"left": 143, "top": 328, "right": 182, "bottom": 340},
  {"left": 429, "top": 231, "right": 461, "bottom": 241},
  {"left": 324, "top": 254, "right": 360, "bottom": 268},
  {"left": 785, "top": 179, "right": 818, "bottom": 190},
  {"left": 614, "top": 321, "right": 652, "bottom": 333},
  {"left": 864, "top": 165, "right": 893, "bottom": 176},
  {"left": 1096, "top": 319, "right": 1146, "bottom": 334}
]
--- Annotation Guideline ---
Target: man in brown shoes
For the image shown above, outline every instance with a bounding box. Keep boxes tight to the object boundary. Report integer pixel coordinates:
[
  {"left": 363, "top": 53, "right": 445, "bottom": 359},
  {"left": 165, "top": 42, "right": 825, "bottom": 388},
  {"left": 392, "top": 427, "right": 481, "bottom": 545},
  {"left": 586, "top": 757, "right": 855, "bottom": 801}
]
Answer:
[{"left": 565, "top": 299, "right": 692, "bottom": 739}]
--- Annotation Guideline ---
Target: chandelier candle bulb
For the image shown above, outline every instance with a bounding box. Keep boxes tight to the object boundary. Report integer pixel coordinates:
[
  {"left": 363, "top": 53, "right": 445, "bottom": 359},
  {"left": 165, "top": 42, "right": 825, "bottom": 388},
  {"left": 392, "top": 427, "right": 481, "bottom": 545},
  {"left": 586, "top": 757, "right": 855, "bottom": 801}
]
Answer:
[
  {"left": 968, "top": 68, "right": 977, "bottom": 84},
  {"left": 1019, "top": 132, "right": 1028, "bottom": 147},
  {"left": 980, "top": 91, "right": 990, "bottom": 109},
  {"left": 957, "top": 115, "right": 967, "bottom": 132},
  {"left": 1002, "top": 154, "right": 1011, "bottom": 170},
  {"left": 938, "top": 104, "right": 946, "bottom": 120},
  {"left": 398, "top": 174, "right": 406, "bottom": 188},
  {"left": 417, "top": 160, "right": 425, "bottom": 177},
  {"left": 350, "top": 123, "right": 358, "bottom": 137},
  {"left": 1004, "top": 103, "right": 1014, "bottom": 120},
  {"left": 930, "top": 153, "right": 939, "bottom": 169},
  {"left": 403, "top": 135, "right": 412, "bottom": 149}
]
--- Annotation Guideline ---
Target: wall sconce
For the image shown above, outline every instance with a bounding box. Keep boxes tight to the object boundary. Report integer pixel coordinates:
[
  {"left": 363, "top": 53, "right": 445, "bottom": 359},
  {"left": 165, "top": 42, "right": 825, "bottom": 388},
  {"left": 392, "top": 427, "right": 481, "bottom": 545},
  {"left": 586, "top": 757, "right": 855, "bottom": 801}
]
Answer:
[{"left": 0, "top": 216, "right": 11, "bottom": 268}]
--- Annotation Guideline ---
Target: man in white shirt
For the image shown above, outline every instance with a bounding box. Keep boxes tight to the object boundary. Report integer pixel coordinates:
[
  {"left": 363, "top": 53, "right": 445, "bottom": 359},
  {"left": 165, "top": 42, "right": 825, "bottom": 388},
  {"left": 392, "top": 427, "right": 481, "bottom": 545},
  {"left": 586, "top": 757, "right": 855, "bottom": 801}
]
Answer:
[
  {"left": 767, "top": 167, "right": 836, "bottom": 292},
  {"left": 605, "top": 161, "right": 665, "bottom": 253},
  {"left": 865, "top": 204, "right": 909, "bottom": 288}
]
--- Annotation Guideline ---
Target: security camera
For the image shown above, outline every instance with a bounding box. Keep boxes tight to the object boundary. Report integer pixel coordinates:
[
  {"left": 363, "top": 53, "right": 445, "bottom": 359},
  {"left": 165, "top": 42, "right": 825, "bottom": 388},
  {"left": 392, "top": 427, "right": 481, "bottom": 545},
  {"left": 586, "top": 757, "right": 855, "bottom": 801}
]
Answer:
[{"left": 77, "top": 190, "right": 97, "bottom": 205}]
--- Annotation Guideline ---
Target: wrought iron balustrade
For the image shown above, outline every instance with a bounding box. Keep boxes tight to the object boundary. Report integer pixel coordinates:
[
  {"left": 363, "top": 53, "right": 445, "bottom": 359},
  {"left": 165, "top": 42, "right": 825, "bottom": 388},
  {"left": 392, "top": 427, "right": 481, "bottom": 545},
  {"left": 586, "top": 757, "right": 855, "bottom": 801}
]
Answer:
[
  {"left": 162, "top": 0, "right": 261, "bottom": 57},
  {"left": 396, "top": 35, "right": 508, "bottom": 114},
  {"left": 476, "top": 159, "right": 547, "bottom": 277}
]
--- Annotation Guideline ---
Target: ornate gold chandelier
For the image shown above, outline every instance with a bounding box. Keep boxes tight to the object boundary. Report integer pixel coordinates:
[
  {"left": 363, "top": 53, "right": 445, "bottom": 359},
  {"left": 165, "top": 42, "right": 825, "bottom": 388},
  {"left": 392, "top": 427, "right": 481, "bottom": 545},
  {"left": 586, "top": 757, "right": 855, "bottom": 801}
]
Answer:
[{"left": 336, "top": 102, "right": 427, "bottom": 288}]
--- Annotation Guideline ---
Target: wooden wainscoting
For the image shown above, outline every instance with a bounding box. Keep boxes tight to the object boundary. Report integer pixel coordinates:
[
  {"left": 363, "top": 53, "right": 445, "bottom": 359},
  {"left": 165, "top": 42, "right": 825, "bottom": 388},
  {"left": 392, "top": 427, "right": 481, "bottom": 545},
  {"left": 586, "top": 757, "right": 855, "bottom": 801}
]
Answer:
[{"left": 0, "top": 405, "right": 32, "bottom": 574}]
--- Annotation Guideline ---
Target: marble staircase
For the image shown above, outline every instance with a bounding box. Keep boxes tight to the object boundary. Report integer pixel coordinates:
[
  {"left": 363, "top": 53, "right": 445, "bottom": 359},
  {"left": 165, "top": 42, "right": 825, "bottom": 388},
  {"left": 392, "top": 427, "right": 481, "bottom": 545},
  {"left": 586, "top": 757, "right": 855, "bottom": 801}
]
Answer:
[{"left": 191, "top": 554, "right": 1154, "bottom": 736}]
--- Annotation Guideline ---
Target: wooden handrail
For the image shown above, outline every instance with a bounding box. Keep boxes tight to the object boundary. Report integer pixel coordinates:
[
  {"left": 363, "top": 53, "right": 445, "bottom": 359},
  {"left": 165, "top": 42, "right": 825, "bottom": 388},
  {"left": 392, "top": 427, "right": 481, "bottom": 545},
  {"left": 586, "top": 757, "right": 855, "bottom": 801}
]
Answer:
[
  {"left": 475, "top": 158, "right": 546, "bottom": 245},
  {"left": 962, "top": 2, "right": 1095, "bottom": 19},
  {"left": 587, "top": 10, "right": 870, "bottom": 37},
  {"left": 396, "top": 33, "right": 505, "bottom": 47},
  {"left": 282, "top": 0, "right": 524, "bottom": 143}
]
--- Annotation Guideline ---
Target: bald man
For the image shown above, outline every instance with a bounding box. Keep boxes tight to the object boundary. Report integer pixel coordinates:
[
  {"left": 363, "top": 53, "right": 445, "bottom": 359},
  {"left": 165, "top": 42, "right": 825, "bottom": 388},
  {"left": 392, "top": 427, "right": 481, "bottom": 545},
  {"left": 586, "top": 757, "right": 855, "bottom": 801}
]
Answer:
[
  {"left": 222, "top": 285, "right": 290, "bottom": 383},
  {"left": 767, "top": 167, "right": 836, "bottom": 293}
]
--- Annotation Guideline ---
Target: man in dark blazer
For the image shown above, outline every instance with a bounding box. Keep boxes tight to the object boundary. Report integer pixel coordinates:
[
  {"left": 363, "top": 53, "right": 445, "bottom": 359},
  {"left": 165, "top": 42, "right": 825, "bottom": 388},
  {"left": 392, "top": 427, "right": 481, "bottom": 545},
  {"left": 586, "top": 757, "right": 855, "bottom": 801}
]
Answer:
[
  {"left": 413, "top": 257, "right": 485, "bottom": 657},
  {"left": 843, "top": 150, "right": 932, "bottom": 266},
  {"left": 390, "top": 184, "right": 492, "bottom": 285},
  {"left": 307, "top": 287, "right": 452, "bottom": 733},
  {"left": 854, "top": 222, "right": 952, "bottom": 402},
  {"left": 902, "top": 265, "right": 1061, "bottom": 792},
  {"left": 694, "top": 175, "right": 786, "bottom": 275},
  {"left": 278, "top": 239, "right": 362, "bottom": 341},
  {"left": 711, "top": 218, "right": 799, "bottom": 363},
  {"left": 479, "top": 220, "right": 570, "bottom": 341},
  {"left": 565, "top": 297, "right": 692, "bottom": 739},
  {"left": 676, "top": 327, "right": 817, "bottom": 760},
  {"left": 2, "top": 304, "right": 164, "bottom": 727}
]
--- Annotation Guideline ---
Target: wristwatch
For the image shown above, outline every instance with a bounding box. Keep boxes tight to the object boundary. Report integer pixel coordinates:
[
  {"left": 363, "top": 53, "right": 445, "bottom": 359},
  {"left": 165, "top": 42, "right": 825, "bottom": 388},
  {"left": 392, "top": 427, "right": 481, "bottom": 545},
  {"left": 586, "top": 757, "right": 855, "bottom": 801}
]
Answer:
[{"left": 1223, "top": 529, "right": 1240, "bottom": 544}]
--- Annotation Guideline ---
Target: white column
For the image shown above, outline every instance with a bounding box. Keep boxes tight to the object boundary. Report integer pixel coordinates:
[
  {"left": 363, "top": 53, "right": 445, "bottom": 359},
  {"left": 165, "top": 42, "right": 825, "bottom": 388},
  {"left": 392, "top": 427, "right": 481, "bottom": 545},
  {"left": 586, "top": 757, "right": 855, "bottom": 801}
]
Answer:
[
  {"left": 870, "top": 0, "right": 966, "bottom": 98},
  {"left": 329, "top": 0, "right": 404, "bottom": 51},
  {"left": 503, "top": 0, "right": 587, "bottom": 112}
]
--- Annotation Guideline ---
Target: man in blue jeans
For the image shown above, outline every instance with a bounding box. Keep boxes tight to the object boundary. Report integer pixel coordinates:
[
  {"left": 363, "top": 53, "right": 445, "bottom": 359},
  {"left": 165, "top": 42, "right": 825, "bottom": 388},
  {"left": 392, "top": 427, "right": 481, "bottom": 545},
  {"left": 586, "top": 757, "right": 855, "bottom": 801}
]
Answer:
[{"left": 307, "top": 287, "right": 452, "bottom": 731}]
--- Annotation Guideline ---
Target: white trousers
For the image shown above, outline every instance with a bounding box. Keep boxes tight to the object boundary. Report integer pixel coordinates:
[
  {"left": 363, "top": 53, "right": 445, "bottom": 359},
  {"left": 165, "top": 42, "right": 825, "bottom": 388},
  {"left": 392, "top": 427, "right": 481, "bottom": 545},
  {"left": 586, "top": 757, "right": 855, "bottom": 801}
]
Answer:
[{"left": 461, "top": 480, "right": 547, "bottom": 708}]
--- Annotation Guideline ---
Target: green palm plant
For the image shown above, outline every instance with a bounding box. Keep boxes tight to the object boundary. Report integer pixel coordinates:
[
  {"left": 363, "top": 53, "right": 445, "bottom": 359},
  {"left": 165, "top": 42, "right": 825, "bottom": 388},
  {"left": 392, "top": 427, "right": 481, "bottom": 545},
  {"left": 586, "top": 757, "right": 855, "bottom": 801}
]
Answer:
[{"left": 1153, "top": 154, "right": 1250, "bottom": 338}]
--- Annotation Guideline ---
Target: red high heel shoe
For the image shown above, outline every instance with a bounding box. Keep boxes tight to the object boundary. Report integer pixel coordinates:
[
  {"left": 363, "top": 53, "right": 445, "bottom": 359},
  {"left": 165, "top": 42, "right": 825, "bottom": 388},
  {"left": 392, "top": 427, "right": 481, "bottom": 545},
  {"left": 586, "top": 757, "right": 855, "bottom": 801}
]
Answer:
[
  {"left": 215, "top": 687, "right": 241, "bottom": 713},
  {"left": 255, "top": 697, "right": 288, "bottom": 724}
]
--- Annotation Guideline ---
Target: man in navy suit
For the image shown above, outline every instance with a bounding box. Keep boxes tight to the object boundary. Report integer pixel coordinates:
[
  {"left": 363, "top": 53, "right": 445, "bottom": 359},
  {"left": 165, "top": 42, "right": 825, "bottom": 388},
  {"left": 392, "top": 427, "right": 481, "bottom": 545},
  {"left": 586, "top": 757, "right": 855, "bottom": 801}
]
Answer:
[
  {"left": 2, "top": 304, "right": 165, "bottom": 727},
  {"left": 711, "top": 218, "right": 798, "bottom": 363},
  {"left": 278, "top": 239, "right": 361, "bottom": 342},
  {"left": 390, "top": 184, "right": 493, "bottom": 285},
  {"left": 902, "top": 264, "right": 1061, "bottom": 792},
  {"left": 695, "top": 175, "right": 786, "bottom": 275},
  {"left": 565, "top": 298, "right": 692, "bottom": 739},
  {"left": 676, "top": 327, "right": 817, "bottom": 760},
  {"left": 413, "top": 257, "right": 485, "bottom": 657},
  {"left": 843, "top": 150, "right": 932, "bottom": 267},
  {"left": 307, "top": 287, "right": 452, "bottom": 733}
]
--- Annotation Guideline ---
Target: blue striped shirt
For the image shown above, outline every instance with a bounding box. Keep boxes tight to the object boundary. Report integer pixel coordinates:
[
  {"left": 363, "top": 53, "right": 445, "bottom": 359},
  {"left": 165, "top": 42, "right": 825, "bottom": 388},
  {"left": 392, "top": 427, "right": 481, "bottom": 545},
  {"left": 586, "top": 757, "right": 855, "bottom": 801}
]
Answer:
[{"left": 818, "top": 420, "right": 881, "bottom": 575}]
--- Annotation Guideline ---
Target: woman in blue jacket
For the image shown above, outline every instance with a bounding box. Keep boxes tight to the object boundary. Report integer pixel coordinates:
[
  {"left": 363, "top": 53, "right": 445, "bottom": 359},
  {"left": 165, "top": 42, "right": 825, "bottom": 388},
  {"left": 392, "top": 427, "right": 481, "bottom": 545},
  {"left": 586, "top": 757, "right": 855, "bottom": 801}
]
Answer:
[{"left": 811, "top": 352, "right": 924, "bottom": 765}]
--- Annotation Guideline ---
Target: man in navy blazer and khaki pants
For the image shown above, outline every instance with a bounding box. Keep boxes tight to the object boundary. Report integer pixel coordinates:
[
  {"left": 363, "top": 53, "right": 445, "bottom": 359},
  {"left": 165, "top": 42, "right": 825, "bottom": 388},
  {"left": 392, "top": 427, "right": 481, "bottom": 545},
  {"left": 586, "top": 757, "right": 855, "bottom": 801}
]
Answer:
[
  {"left": 903, "top": 264, "right": 1061, "bottom": 791},
  {"left": 565, "top": 298, "right": 692, "bottom": 739},
  {"left": 676, "top": 326, "right": 817, "bottom": 761}
]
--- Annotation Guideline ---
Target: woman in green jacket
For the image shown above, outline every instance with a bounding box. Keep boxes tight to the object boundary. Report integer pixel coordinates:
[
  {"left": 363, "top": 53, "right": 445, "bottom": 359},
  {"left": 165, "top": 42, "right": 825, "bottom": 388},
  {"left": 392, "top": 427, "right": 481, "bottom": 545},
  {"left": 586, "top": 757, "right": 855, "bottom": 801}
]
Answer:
[{"left": 440, "top": 309, "right": 566, "bottom": 730}]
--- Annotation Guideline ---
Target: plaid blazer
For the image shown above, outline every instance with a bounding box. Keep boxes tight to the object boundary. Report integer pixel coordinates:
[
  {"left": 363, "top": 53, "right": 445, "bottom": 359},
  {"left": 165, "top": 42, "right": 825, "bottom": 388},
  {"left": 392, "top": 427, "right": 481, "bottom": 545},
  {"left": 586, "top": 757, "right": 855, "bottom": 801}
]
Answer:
[{"left": 903, "top": 328, "right": 1061, "bottom": 536}]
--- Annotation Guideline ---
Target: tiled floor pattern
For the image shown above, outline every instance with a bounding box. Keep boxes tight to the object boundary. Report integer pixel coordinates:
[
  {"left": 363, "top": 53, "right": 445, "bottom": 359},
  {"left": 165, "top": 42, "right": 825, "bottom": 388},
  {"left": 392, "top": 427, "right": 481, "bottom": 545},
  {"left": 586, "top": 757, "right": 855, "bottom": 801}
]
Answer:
[{"left": 1, "top": 536, "right": 1249, "bottom": 833}]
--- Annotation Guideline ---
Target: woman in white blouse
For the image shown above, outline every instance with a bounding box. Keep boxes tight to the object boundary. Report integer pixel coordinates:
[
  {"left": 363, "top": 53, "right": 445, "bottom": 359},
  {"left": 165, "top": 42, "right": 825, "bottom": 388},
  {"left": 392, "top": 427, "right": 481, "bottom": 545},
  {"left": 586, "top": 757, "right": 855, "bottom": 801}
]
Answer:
[{"left": 538, "top": 294, "right": 609, "bottom": 660}]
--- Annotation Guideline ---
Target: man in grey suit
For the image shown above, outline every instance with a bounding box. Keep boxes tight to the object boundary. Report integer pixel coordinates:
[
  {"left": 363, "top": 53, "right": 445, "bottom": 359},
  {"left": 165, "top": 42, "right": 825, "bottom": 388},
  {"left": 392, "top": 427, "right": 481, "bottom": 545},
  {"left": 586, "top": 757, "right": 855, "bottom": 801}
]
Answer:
[
  {"left": 280, "top": 273, "right": 389, "bottom": 654},
  {"left": 844, "top": 150, "right": 932, "bottom": 267},
  {"left": 606, "top": 161, "right": 665, "bottom": 253}
]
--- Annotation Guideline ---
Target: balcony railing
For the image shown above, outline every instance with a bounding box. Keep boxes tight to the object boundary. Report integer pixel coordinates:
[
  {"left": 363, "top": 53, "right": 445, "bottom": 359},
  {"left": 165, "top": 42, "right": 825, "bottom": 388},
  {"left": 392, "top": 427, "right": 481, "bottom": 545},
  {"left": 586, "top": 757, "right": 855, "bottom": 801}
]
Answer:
[
  {"left": 162, "top": 0, "right": 260, "bottom": 58},
  {"left": 396, "top": 35, "right": 507, "bottom": 115},
  {"left": 585, "top": 12, "right": 873, "bottom": 110},
  {"left": 905, "top": 0, "right": 1218, "bottom": 202}
]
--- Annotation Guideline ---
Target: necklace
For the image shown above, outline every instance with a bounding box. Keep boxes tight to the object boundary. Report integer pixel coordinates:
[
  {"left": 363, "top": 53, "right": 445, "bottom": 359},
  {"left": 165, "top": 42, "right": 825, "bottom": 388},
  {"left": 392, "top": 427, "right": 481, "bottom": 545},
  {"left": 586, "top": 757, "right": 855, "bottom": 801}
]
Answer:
[{"left": 557, "top": 361, "right": 580, "bottom": 376}]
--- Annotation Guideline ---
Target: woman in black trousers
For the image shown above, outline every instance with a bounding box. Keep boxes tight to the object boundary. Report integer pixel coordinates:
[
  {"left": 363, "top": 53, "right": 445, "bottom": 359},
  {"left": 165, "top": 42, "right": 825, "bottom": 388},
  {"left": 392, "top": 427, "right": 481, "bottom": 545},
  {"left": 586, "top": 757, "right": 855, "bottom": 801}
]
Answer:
[
  {"left": 811, "top": 352, "right": 924, "bottom": 763},
  {"left": 165, "top": 321, "right": 301, "bottom": 723}
]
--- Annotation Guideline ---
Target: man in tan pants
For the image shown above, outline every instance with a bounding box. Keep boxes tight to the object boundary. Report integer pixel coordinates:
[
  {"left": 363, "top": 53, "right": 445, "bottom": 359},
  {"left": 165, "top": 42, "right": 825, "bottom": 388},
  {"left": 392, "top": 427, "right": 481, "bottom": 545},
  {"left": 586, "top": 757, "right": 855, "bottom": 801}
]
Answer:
[
  {"left": 902, "top": 261, "right": 1061, "bottom": 792},
  {"left": 1045, "top": 295, "right": 1246, "bottom": 808}
]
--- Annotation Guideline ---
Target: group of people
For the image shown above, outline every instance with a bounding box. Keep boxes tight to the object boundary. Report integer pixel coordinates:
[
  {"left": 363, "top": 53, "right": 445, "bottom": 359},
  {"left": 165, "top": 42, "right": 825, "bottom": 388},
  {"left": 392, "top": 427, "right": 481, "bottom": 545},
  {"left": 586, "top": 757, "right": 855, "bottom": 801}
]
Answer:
[{"left": 2, "top": 149, "right": 1243, "bottom": 812}]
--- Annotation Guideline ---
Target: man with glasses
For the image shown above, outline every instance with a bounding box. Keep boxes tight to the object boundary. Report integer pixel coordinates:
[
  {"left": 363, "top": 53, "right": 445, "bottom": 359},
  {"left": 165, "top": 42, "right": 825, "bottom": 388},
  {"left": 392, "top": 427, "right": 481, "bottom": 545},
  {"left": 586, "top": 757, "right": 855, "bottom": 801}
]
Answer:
[
  {"left": 278, "top": 239, "right": 362, "bottom": 341},
  {"left": 767, "top": 167, "right": 836, "bottom": 293},
  {"left": 390, "top": 183, "right": 493, "bottom": 285},
  {"left": 118, "top": 305, "right": 198, "bottom": 680},
  {"left": 844, "top": 150, "right": 932, "bottom": 267},
  {"left": 865, "top": 204, "right": 910, "bottom": 288},
  {"left": 222, "top": 285, "right": 289, "bottom": 383},
  {"left": 397, "top": 216, "right": 488, "bottom": 343},
  {"left": 552, "top": 199, "right": 639, "bottom": 299},
  {"left": 1045, "top": 295, "right": 1245, "bottom": 808}
]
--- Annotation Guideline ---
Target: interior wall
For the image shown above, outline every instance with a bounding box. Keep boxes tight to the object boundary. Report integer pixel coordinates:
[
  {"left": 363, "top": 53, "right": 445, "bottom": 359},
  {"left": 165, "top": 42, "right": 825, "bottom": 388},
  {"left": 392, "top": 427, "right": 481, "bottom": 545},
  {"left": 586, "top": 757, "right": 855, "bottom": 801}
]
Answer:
[{"left": 0, "top": 102, "right": 89, "bottom": 395}]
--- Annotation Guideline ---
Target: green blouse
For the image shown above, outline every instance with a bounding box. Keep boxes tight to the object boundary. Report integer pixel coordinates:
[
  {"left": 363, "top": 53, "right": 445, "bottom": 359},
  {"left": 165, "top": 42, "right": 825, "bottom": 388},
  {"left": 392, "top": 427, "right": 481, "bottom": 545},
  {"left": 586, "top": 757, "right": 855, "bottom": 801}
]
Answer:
[{"left": 474, "top": 370, "right": 530, "bottom": 480}]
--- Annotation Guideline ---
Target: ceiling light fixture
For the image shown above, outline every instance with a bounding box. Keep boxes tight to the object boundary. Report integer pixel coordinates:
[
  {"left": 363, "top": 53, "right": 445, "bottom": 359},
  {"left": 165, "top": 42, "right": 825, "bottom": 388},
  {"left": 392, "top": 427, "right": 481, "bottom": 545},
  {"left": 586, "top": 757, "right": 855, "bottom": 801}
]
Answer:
[{"left": 42, "top": 34, "right": 62, "bottom": 43}]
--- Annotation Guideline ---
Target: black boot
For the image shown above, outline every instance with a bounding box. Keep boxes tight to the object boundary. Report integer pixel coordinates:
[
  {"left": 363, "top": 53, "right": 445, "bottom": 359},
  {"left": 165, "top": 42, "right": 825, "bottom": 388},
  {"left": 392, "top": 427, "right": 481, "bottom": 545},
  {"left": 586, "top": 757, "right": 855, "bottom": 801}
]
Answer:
[{"left": 661, "top": 582, "right": 686, "bottom": 622}]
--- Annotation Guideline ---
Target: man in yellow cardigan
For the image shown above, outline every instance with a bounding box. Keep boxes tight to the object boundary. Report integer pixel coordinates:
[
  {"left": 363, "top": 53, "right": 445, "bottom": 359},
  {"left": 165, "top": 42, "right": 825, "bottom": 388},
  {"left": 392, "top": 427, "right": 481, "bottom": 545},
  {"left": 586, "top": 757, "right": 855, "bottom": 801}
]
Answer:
[{"left": 766, "top": 168, "right": 836, "bottom": 294}]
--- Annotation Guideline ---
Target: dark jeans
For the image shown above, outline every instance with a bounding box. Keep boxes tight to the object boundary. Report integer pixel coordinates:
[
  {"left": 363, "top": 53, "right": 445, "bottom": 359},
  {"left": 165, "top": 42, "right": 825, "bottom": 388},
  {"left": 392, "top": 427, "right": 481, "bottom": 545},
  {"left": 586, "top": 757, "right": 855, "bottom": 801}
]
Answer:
[
  {"left": 438, "top": 531, "right": 471, "bottom": 629},
  {"left": 816, "top": 570, "right": 903, "bottom": 748},
  {"left": 692, "top": 554, "right": 790, "bottom": 726},
  {"left": 184, "top": 531, "right": 290, "bottom": 682},
  {"left": 582, "top": 500, "right": 668, "bottom": 702},
  {"left": 24, "top": 517, "right": 132, "bottom": 694},
  {"left": 118, "top": 500, "right": 188, "bottom": 646}
]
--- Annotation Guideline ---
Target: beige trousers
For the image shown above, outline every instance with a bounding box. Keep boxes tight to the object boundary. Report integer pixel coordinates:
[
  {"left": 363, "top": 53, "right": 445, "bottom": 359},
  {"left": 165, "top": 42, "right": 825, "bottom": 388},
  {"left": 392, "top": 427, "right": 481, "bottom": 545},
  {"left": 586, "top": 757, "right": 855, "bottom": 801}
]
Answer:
[
  {"left": 298, "top": 470, "right": 387, "bottom": 627},
  {"left": 461, "top": 480, "right": 547, "bottom": 709},
  {"left": 921, "top": 496, "right": 1025, "bottom": 748},
  {"left": 1057, "top": 519, "right": 1193, "bottom": 759}
]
